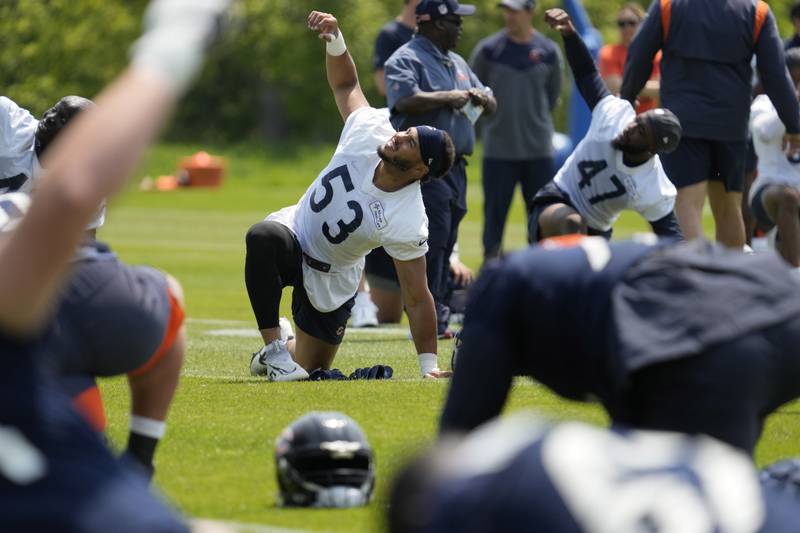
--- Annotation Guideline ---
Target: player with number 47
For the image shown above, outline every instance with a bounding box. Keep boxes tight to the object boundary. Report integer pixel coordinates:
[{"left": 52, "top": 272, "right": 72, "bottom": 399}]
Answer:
[
  {"left": 244, "top": 10, "right": 457, "bottom": 382},
  {"left": 527, "top": 8, "right": 684, "bottom": 243}
]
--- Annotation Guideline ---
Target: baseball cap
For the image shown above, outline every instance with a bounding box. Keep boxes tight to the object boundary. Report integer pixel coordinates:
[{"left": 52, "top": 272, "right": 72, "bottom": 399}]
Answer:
[
  {"left": 497, "top": 0, "right": 535, "bottom": 10},
  {"left": 640, "top": 108, "right": 682, "bottom": 155},
  {"left": 416, "top": 0, "right": 476, "bottom": 22}
]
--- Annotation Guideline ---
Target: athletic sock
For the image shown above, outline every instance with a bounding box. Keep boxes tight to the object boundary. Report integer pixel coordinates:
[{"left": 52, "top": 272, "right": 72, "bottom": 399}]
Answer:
[
  {"left": 126, "top": 415, "right": 166, "bottom": 475},
  {"left": 354, "top": 291, "right": 372, "bottom": 307}
]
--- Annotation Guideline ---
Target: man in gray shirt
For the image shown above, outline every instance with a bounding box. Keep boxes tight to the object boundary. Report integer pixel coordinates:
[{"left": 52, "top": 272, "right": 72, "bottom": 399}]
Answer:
[{"left": 470, "top": 0, "right": 562, "bottom": 258}]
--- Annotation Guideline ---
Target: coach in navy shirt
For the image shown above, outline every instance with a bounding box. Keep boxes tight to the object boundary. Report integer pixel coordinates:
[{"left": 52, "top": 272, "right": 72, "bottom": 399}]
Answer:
[
  {"left": 373, "top": 1, "right": 418, "bottom": 96},
  {"left": 470, "top": 0, "right": 562, "bottom": 258},
  {"left": 385, "top": 0, "right": 496, "bottom": 336},
  {"left": 621, "top": 0, "right": 800, "bottom": 249}
]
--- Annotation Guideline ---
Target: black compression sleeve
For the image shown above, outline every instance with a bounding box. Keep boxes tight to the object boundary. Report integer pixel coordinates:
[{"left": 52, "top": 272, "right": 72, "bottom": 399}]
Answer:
[
  {"left": 244, "top": 221, "right": 301, "bottom": 330},
  {"left": 563, "top": 32, "right": 610, "bottom": 111}
]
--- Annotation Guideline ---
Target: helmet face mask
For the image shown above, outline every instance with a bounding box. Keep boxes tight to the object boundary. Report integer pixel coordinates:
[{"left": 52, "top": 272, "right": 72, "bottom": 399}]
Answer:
[{"left": 275, "top": 412, "right": 375, "bottom": 508}]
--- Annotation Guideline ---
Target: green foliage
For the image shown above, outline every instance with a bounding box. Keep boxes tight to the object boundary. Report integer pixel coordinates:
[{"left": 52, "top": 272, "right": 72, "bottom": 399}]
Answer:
[
  {"left": 5, "top": 0, "right": 800, "bottom": 139},
  {"left": 0, "top": 0, "right": 146, "bottom": 116}
]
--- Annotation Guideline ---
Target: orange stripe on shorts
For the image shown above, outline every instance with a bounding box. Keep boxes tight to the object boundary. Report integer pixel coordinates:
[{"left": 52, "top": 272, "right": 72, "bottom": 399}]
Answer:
[
  {"left": 73, "top": 385, "right": 107, "bottom": 432},
  {"left": 128, "top": 286, "right": 185, "bottom": 378}
]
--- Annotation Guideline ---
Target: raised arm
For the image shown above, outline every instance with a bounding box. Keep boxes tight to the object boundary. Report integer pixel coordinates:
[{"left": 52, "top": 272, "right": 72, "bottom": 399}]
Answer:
[
  {"left": 308, "top": 11, "right": 369, "bottom": 122},
  {"left": 0, "top": 0, "right": 229, "bottom": 337},
  {"left": 543, "top": 9, "right": 610, "bottom": 111}
]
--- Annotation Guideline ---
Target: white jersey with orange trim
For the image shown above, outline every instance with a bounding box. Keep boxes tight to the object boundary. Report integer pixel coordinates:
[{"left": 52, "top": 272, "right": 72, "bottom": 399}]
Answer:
[
  {"left": 267, "top": 107, "right": 428, "bottom": 312},
  {"left": 554, "top": 95, "right": 676, "bottom": 232}
]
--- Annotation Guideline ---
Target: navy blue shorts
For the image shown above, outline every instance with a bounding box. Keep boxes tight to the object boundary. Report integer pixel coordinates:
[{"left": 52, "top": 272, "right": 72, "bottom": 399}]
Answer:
[
  {"left": 365, "top": 246, "right": 399, "bottom": 291},
  {"left": 660, "top": 137, "right": 747, "bottom": 192},
  {"left": 527, "top": 181, "right": 612, "bottom": 242},
  {"left": 291, "top": 274, "right": 355, "bottom": 346},
  {"left": 745, "top": 136, "right": 758, "bottom": 175},
  {"left": 47, "top": 257, "right": 181, "bottom": 378},
  {"left": 750, "top": 184, "right": 777, "bottom": 230},
  {"left": 1, "top": 336, "right": 186, "bottom": 532}
]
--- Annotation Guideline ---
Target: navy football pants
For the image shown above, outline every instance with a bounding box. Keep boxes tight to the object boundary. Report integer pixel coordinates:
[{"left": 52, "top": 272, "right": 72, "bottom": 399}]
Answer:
[
  {"left": 481, "top": 157, "right": 553, "bottom": 258},
  {"left": 423, "top": 159, "right": 467, "bottom": 335}
]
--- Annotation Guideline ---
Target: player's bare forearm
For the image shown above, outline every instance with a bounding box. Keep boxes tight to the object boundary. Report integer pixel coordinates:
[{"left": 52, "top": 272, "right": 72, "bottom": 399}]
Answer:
[
  {"left": 406, "top": 292, "right": 438, "bottom": 356},
  {"left": 326, "top": 52, "right": 360, "bottom": 97},
  {"left": 395, "top": 256, "right": 438, "bottom": 356},
  {"left": 394, "top": 90, "right": 469, "bottom": 114}
]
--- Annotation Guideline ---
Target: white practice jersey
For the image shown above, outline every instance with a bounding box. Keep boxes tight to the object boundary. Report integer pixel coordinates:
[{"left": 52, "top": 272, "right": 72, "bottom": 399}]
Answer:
[
  {"left": 749, "top": 94, "right": 800, "bottom": 202},
  {"left": 0, "top": 97, "right": 105, "bottom": 228},
  {"left": 0, "top": 96, "right": 39, "bottom": 194},
  {"left": 554, "top": 95, "right": 676, "bottom": 232},
  {"left": 267, "top": 107, "right": 428, "bottom": 312}
]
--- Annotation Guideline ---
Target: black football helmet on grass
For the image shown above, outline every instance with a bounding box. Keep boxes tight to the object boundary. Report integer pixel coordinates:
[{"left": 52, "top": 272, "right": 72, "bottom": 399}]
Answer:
[{"left": 274, "top": 411, "right": 375, "bottom": 508}]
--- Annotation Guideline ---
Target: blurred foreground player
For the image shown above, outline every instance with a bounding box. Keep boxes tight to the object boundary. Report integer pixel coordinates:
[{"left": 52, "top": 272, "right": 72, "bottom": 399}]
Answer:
[
  {"left": 442, "top": 235, "right": 800, "bottom": 454},
  {"left": 0, "top": 194, "right": 187, "bottom": 478},
  {"left": 245, "top": 10, "right": 455, "bottom": 381},
  {"left": 528, "top": 9, "right": 682, "bottom": 242},
  {"left": 0, "top": 0, "right": 231, "bottom": 530},
  {"left": 391, "top": 412, "right": 800, "bottom": 533}
]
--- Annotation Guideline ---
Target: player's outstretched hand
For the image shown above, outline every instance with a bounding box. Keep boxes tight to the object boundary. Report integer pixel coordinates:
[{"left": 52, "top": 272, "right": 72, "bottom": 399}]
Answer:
[
  {"left": 424, "top": 369, "right": 453, "bottom": 379},
  {"left": 132, "top": 0, "right": 233, "bottom": 93},
  {"left": 308, "top": 11, "right": 340, "bottom": 42},
  {"left": 544, "top": 8, "right": 576, "bottom": 36}
]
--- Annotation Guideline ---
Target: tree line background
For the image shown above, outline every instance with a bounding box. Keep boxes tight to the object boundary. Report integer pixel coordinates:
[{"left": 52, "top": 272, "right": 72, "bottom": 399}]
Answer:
[{"left": 3, "top": 0, "right": 798, "bottom": 143}]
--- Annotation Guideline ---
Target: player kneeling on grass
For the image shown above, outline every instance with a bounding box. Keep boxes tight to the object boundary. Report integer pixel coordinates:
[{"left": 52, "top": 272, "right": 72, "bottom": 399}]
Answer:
[
  {"left": 749, "top": 47, "right": 800, "bottom": 267},
  {"left": 0, "top": 193, "right": 186, "bottom": 479},
  {"left": 245, "top": 10, "right": 454, "bottom": 382},
  {"left": 527, "top": 9, "right": 683, "bottom": 242}
]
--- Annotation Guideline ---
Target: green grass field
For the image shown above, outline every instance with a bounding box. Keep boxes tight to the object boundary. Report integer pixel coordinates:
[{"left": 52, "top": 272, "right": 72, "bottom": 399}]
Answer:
[{"left": 96, "top": 142, "right": 800, "bottom": 532}]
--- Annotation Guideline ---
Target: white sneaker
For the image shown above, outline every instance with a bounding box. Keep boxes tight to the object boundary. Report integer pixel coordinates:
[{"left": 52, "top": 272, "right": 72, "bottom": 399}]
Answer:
[
  {"left": 279, "top": 316, "right": 295, "bottom": 341},
  {"left": 350, "top": 293, "right": 378, "bottom": 328},
  {"left": 249, "top": 339, "right": 308, "bottom": 382}
]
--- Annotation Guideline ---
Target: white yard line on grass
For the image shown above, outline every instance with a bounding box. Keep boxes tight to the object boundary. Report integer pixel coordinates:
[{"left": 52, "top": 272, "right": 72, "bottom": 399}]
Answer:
[
  {"left": 180, "top": 372, "right": 432, "bottom": 383},
  {"left": 187, "top": 318, "right": 253, "bottom": 326},
  {"left": 193, "top": 518, "right": 324, "bottom": 533},
  {"left": 204, "top": 327, "right": 410, "bottom": 338}
]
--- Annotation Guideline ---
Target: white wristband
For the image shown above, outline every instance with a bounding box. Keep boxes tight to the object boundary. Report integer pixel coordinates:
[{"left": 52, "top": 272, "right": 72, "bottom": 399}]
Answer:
[
  {"left": 326, "top": 31, "right": 347, "bottom": 56},
  {"left": 419, "top": 352, "right": 438, "bottom": 377}
]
